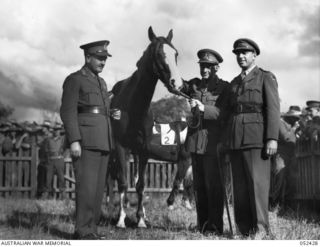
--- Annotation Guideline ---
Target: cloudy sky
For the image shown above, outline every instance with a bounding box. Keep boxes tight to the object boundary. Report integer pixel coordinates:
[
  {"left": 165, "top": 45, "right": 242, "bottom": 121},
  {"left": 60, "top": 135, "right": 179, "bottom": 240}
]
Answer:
[{"left": 0, "top": 0, "right": 319, "bottom": 122}]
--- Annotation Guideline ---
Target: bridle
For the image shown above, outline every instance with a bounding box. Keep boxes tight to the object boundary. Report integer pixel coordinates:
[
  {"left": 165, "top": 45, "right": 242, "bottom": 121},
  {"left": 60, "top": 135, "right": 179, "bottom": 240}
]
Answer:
[{"left": 149, "top": 38, "right": 179, "bottom": 94}]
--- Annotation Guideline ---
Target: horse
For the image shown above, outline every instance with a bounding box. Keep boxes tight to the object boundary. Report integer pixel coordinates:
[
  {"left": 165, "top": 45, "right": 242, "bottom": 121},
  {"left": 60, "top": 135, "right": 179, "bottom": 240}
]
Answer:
[
  {"left": 106, "top": 113, "right": 194, "bottom": 210},
  {"left": 110, "top": 26, "right": 184, "bottom": 228}
]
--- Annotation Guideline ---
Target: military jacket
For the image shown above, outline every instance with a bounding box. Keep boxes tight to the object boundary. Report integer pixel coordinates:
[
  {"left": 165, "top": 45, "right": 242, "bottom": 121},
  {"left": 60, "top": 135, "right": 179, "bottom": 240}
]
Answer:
[
  {"left": 219, "top": 66, "right": 280, "bottom": 150},
  {"left": 182, "top": 75, "right": 229, "bottom": 154},
  {"left": 60, "top": 66, "right": 113, "bottom": 151},
  {"left": 44, "top": 135, "right": 65, "bottom": 158}
]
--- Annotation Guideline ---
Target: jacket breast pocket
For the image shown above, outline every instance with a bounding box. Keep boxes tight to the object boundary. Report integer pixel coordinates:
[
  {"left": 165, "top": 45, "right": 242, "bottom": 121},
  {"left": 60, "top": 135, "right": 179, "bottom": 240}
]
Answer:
[
  {"left": 242, "top": 114, "right": 264, "bottom": 145},
  {"left": 86, "top": 91, "right": 102, "bottom": 105},
  {"left": 205, "top": 95, "right": 218, "bottom": 106},
  {"left": 244, "top": 86, "right": 262, "bottom": 103}
]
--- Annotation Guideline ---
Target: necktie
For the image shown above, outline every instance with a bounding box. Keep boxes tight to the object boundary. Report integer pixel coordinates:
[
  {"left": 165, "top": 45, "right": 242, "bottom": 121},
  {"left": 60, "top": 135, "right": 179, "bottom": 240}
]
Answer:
[{"left": 241, "top": 71, "right": 246, "bottom": 80}]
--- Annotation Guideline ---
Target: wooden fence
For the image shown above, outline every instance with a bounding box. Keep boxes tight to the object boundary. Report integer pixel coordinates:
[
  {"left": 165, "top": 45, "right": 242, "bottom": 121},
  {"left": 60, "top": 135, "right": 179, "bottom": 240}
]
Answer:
[
  {"left": 0, "top": 138, "right": 319, "bottom": 200},
  {"left": 0, "top": 145, "right": 178, "bottom": 199},
  {"left": 0, "top": 145, "right": 38, "bottom": 198},
  {"left": 294, "top": 138, "right": 320, "bottom": 201},
  {"left": 59, "top": 158, "right": 178, "bottom": 199}
]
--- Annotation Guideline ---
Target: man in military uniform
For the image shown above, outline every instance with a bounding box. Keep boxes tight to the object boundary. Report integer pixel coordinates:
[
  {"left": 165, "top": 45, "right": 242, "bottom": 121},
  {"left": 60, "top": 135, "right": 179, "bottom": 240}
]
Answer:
[
  {"left": 60, "top": 40, "right": 120, "bottom": 239},
  {"left": 217, "top": 39, "right": 280, "bottom": 236},
  {"left": 181, "top": 49, "right": 229, "bottom": 234},
  {"left": 42, "top": 123, "right": 66, "bottom": 200},
  {"left": 303, "top": 100, "right": 320, "bottom": 140}
]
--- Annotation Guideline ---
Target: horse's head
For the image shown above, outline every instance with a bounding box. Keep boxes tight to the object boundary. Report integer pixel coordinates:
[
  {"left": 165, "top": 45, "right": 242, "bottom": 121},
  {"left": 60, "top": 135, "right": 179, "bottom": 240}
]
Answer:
[{"left": 144, "top": 26, "right": 183, "bottom": 95}]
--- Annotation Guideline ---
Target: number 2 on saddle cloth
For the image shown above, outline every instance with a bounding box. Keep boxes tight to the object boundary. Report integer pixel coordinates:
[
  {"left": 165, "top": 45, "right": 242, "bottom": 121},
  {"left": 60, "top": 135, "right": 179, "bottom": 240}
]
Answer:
[{"left": 149, "top": 122, "right": 185, "bottom": 161}]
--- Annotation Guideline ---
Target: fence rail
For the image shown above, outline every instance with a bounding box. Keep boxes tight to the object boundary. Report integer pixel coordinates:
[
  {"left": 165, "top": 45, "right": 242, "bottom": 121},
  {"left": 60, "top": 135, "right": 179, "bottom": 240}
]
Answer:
[{"left": 0, "top": 147, "right": 178, "bottom": 199}]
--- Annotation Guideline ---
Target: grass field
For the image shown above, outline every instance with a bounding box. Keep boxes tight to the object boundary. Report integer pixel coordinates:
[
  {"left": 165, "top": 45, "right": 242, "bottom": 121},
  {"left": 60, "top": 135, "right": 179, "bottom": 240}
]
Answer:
[{"left": 0, "top": 193, "right": 319, "bottom": 240}]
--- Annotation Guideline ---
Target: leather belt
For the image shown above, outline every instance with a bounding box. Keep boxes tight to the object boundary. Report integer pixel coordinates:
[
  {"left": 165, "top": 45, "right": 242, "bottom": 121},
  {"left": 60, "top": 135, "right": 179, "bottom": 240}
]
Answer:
[
  {"left": 232, "top": 103, "right": 262, "bottom": 114},
  {"left": 78, "top": 106, "right": 108, "bottom": 116}
]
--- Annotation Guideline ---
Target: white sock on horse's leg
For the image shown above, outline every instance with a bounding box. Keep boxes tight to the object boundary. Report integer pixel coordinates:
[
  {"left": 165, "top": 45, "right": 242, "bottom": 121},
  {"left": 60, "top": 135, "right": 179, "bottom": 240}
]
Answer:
[{"left": 116, "top": 193, "right": 126, "bottom": 228}]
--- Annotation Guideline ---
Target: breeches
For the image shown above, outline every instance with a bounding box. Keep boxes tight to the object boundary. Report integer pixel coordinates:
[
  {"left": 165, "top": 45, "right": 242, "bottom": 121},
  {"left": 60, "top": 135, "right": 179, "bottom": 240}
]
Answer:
[
  {"left": 73, "top": 149, "right": 110, "bottom": 236},
  {"left": 191, "top": 153, "right": 224, "bottom": 233},
  {"left": 46, "top": 158, "right": 65, "bottom": 191},
  {"left": 229, "top": 148, "right": 271, "bottom": 235}
]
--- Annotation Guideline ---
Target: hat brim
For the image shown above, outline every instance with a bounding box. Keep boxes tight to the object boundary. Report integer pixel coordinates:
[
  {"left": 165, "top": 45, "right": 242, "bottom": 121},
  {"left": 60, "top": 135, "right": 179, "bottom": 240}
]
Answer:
[
  {"left": 89, "top": 51, "right": 112, "bottom": 58},
  {"left": 232, "top": 48, "right": 256, "bottom": 54},
  {"left": 282, "top": 114, "right": 301, "bottom": 119},
  {"left": 198, "top": 60, "right": 218, "bottom": 65}
]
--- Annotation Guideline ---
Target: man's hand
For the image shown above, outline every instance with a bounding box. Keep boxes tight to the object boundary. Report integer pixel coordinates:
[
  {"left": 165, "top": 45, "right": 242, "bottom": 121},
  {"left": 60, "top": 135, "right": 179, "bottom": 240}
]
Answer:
[
  {"left": 70, "top": 141, "right": 81, "bottom": 158},
  {"left": 188, "top": 99, "right": 204, "bottom": 112},
  {"left": 111, "top": 108, "right": 121, "bottom": 120},
  {"left": 265, "top": 139, "right": 278, "bottom": 156}
]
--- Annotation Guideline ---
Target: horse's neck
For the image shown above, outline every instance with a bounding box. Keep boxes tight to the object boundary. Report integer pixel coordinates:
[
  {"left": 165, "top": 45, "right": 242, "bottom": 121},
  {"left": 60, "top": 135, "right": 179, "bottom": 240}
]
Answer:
[{"left": 129, "top": 66, "right": 158, "bottom": 117}]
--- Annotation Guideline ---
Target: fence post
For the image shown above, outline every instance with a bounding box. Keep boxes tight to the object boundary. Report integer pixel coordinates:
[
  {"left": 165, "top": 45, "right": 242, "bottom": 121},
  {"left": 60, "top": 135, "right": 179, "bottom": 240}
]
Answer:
[{"left": 30, "top": 144, "right": 38, "bottom": 198}]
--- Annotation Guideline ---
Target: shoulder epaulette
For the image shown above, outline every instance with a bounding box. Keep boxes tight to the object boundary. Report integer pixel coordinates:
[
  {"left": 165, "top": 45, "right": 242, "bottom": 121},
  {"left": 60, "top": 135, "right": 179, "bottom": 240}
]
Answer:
[{"left": 259, "top": 68, "right": 277, "bottom": 81}]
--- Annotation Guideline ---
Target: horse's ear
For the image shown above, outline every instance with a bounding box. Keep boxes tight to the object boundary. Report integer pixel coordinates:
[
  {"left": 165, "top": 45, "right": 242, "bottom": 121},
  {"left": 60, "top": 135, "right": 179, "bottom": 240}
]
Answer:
[
  {"left": 148, "top": 26, "right": 157, "bottom": 42},
  {"left": 167, "top": 29, "right": 173, "bottom": 42}
]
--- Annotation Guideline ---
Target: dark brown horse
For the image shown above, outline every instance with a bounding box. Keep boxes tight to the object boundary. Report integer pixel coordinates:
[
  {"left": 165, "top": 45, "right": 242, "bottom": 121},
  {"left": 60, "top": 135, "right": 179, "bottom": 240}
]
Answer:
[{"left": 110, "top": 27, "right": 183, "bottom": 228}]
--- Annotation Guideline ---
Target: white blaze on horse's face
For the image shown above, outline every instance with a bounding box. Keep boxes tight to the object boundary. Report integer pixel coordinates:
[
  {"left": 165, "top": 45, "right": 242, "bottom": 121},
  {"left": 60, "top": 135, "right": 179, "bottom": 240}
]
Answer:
[{"left": 163, "top": 44, "right": 183, "bottom": 91}]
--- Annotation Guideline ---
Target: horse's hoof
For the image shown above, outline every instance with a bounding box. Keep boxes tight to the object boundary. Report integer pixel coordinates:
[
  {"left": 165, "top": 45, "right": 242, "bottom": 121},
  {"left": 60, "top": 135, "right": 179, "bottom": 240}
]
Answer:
[
  {"left": 182, "top": 200, "right": 192, "bottom": 210},
  {"left": 116, "top": 222, "right": 126, "bottom": 228},
  {"left": 184, "top": 201, "right": 192, "bottom": 210},
  {"left": 137, "top": 218, "right": 147, "bottom": 228},
  {"left": 168, "top": 205, "right": 174, "bottom": 210}
]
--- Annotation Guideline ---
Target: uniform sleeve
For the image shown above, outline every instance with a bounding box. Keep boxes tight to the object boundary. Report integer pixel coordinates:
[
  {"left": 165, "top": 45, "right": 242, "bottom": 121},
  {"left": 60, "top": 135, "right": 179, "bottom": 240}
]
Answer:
[
  {"left": 60, "top": 75, "right": 81, "bottom": 144},
  {"left": 263, "top": 72, "right": 280, "bottom": 141}
]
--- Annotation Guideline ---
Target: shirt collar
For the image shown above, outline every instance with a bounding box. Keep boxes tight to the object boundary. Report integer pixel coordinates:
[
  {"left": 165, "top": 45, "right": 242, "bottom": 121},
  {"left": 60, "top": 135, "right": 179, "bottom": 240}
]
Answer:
[
  {"left": 242, "top": 64, "right": 256, "bottom": 76},
  {"left": 81, "top": 65, "right": 98, "bottom": 79}
]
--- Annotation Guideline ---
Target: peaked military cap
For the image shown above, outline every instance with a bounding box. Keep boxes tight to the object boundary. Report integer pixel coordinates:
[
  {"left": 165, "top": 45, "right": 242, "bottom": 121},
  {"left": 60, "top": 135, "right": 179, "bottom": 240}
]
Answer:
[
  {"left": 197, "top": 49, "right": 223, "bottom": 64},
  {"left": 306, "top": 100, "right": 320, "bottom": 110},
  {"left": 80, "top": 40, "right": 112, "bottom": 57},
  {"left": 232, "top": 38, "right": 260, "bottom": 55}
]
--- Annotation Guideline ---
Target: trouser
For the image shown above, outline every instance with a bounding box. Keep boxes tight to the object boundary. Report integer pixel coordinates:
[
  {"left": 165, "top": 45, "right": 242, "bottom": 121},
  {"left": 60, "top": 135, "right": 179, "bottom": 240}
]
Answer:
[
  {"left": 191, "top": 153, "right": 224, "bottom": 234},
  {"left": 45, "top": 158, "right": 65, "bottom": 192},
  {"left": 37, "top": 162, "right": 47, "bottom": 195},
  {"left": 73, "top": 149, "right": 110, "bottom": 236},
  {"left": 229, "top": 148, "right": 271, "bottom": 236}
]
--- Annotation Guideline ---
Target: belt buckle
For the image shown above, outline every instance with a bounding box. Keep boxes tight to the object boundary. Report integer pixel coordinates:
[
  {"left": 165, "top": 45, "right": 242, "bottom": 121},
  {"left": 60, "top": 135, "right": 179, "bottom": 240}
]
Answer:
[{"left": 92, "top": 108, "right": 99, "bottom": 114}]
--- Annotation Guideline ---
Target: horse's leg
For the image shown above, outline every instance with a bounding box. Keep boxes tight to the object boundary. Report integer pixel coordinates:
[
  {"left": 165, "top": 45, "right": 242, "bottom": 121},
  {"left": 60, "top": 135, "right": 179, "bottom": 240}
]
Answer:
[
  {"left": 136, "top": 154, "right": 148, "bottom": 228},
  {"left": 167, "top": 155, "right": 189, "bottom": 209},
  {"left": 167, "top": 169, "right": 181, "bottom": 210},
  {"left": 115, "top": 144, "right": 128, "bottom": 228},
  {"left": 182, "top": 165, "right": 193, "bottom": 210},
  {"left": 106, "top": 172, "right": 116, "bottom": 206},
  {"left": 133, "top": 153, "right": 139, "bottom": 186}
]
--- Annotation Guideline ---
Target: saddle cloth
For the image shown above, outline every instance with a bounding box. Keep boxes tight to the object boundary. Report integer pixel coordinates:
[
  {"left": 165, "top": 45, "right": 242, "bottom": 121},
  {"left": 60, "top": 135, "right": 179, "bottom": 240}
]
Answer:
[{"left": 152, "top": 123, "right": 188, "bottom": 145}]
